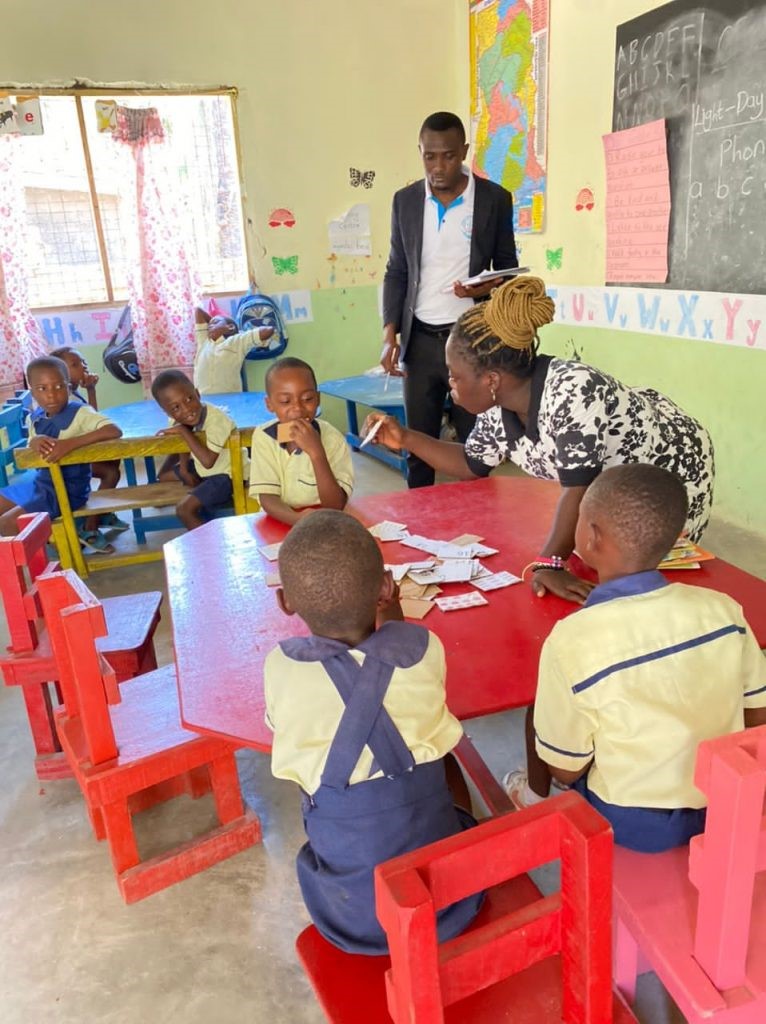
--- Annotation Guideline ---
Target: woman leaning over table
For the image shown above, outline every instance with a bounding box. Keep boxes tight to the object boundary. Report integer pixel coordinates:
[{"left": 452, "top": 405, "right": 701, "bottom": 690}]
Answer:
[{"left": 365, "top": 275, "right": 714, "bottom": 605}]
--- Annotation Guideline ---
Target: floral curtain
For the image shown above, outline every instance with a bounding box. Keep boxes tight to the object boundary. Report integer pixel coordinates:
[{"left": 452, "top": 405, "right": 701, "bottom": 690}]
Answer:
[
  {"left": 112, "top": 106, "right": 198, "bottom": 393},
  {"left": 0, "top": 136, "right": 48, "bottom": 402}
]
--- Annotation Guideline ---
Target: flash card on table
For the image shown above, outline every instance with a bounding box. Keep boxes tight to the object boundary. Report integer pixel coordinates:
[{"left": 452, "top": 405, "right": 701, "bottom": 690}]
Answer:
[
  {"left": 449, "top": 534, "right": 484, "bottom": 546},
  {"left": 259, "top": 542, "right": 282, "bottom": 561},
  {"left": 369, "top": 521, "right": 408, "bottom": 541},
  {"left": 400, "top": 598, "right": 435, "bottom": 620},
  {"left": 435, "top": 591, "right": 489, "bottom": 612},
  {"left": 471, "top": 571, "right": 522, "bottom": 592},
  {"left": 265, "top": 572, "right": 281, "bottom": 587},
  {"left": 384, "top": 563, "right": 411, "bottom": 583}
]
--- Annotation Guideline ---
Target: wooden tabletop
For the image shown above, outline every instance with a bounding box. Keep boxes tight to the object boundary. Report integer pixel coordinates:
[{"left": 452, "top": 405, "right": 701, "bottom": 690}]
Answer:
[
  {"left": 103, "top": 391, "right": 271, "bottom": 438},
  {"left": 165, "top": 478, "right": 766, "bottom": 750}
]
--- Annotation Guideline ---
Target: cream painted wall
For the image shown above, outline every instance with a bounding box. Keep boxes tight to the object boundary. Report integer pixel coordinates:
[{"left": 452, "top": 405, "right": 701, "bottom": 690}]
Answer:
[
  {"left": 0, "top": 0, "right": 468, "bottom": 293},
  {"left": 1, "top": 0, "right": 763, "bottom": 530}
]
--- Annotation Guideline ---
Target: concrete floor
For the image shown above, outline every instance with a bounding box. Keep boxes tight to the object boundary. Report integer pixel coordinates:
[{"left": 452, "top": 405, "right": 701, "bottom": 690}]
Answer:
[{"left": 1, "top": 455, "right": 765, "bottom": 1024}]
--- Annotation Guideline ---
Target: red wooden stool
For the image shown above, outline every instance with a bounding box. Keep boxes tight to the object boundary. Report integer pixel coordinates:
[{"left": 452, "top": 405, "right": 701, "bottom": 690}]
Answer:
[
  {"left": 37, "top": 569, "right": 260, "bottom": 903},
  {"left": 614, "top": 725, "right": 766, "bottom": 1022},
  {"left": 297, "top": 792, "right": 639, "bottom": 1023},
  {"left": 0, "top": 513, "right": 162, "bottom": 779}
]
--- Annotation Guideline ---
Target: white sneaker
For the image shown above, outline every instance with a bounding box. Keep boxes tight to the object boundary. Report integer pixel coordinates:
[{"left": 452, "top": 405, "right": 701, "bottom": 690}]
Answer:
[{"left": 502, "top": 769, "right": 533, "bottom": 810}]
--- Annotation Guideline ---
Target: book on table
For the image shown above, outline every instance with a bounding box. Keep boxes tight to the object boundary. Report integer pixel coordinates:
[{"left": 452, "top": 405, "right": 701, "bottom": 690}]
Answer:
[{"left": 659, "top": 539, "right": 715, "bottom": 570}]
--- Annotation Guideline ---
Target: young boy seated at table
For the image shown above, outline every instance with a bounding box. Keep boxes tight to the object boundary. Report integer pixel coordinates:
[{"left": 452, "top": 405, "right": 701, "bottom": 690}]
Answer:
[
  {"left": 50, "top": 345, "right": 127, "bottom": 538},
  {"left": 0, "top": 356, "right": 122, "bottom": 548},
  {"left": 152, "top": 369, "right": 243, "bottom": 531},
  {"left": 194, "top": 306, "right": 274, "bottom": 395},
  {"left": 265, "top": 510, "right": 482, "bottom": 954},
  {"left": 504, "top": 463, "right": 766, "bottom": 853},
  {"left": 249, "top": 357, "right": 353, "bottom": 526}
]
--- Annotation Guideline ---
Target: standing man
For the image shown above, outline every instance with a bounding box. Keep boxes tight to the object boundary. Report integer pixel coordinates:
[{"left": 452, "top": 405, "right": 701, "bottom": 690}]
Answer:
[{"left": 381, "top": 111, "right": 517, "bottom": 488}]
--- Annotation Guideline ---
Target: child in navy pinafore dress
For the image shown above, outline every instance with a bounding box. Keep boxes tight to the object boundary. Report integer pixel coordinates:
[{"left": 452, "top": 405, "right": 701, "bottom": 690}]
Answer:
[
  {"left": 265, "top": 509, "right": 483, "bottom": 955},
  {"left": 0, "top": 356, "right": 121, "bottom": 538}
]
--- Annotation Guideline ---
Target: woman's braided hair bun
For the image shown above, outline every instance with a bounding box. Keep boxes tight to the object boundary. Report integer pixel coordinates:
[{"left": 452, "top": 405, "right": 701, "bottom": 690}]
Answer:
[{"left": 478, "top": 275, "right": 555, "bottom": 353}]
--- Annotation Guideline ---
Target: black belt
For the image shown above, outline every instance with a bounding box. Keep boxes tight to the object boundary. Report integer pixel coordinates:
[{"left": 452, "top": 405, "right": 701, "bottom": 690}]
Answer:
[{"left": 412, "top": 317, "right": 454, "bottom": 338}]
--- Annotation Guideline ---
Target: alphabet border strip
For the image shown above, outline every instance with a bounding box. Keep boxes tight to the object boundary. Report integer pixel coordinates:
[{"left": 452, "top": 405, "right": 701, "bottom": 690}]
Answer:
[{"left": 546, "top": 284, "right": 765, "bottom": 350}]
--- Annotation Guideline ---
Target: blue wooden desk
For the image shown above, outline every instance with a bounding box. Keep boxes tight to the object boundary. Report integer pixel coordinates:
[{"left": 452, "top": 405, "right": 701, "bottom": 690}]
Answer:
[
  {"left": 320, "top": 374, "right": 407, "bottom": 476},
  {"left": 104, "top": 392, "right": 270, "bottom": 439}
]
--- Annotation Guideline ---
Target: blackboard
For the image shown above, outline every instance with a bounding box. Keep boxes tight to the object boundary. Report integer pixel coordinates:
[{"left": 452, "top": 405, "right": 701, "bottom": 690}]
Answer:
[{"left": 612, "top": 0, "right": 766, "bottom": 294}]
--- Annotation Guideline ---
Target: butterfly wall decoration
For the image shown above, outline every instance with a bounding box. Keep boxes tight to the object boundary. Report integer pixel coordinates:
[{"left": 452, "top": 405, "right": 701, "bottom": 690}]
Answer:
[
  {"left": 349, "top": 167, "right": 375, "bottom": 189},
  {"left": 545, "top": 247, "right": 563, "bottom": 271},
  {"left": 272, "top": 255, "right": 299, "bottom": 275}
]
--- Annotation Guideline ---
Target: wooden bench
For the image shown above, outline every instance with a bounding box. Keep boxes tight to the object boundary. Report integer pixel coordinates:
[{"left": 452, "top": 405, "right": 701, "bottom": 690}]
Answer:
[{"left": 15, "top": 432, "right": 255, "bottom": 577}]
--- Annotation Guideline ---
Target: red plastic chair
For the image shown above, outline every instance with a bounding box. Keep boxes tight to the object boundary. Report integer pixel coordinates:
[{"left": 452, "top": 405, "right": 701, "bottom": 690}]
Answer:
[
  {"left": 0, "top": 513, "right": 162, "bottom": 779},
  {"left": 36, "top": 569, "right": 260, "bottom": 903},
  {"left": 297, "top": 792, "right": 639, "bottom": 1023},
  {"left": 613, "top": 725, "right": 766, "bottom": 1022}
]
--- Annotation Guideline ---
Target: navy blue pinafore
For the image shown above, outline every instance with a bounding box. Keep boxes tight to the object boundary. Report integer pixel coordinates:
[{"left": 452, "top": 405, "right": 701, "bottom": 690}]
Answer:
[
  {"left": 281, "top": 622, "right": 483, "bottom": 955},
  {"left": 0, "top": 402, "right": 92, "bottom": 517}
]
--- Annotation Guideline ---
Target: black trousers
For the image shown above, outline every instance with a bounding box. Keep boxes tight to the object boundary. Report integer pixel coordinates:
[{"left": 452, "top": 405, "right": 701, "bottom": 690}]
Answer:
[{"left": 402, "top": 323, "right": 476, "bottom": 489}]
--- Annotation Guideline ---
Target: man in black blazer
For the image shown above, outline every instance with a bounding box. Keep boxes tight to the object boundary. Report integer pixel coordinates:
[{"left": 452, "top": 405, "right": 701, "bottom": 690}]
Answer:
[{"left": 381, "top": 111, "right": 517, "bottom": 487}]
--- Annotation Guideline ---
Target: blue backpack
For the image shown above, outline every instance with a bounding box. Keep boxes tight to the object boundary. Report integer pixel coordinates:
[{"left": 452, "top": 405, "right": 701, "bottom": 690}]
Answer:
[{"left": 236, "top": 292, "right": 288, "bottom": 361}]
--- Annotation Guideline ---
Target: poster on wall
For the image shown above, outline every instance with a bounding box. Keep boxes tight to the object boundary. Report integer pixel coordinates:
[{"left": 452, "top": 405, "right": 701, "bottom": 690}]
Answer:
[{"left": 469, "top": 0, "right": 549, "bottom": 233}]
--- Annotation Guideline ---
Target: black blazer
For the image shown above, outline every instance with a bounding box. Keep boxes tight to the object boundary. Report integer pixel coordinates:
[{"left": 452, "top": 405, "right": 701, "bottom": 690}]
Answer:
[{"left": 382, "top": 175, "right": 517, "bottom": 357}]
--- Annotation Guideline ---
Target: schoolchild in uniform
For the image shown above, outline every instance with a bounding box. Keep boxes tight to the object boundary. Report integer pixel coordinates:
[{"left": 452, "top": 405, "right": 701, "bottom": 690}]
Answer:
[
  {"left": 509, "top": 464, "right": 766, "bottom": 852},
  {"left": 265, "top": 510, "right": 482, "bottom": 953},
  {"left": 249, "top": 358, "right": 353, "bottom": 526}
]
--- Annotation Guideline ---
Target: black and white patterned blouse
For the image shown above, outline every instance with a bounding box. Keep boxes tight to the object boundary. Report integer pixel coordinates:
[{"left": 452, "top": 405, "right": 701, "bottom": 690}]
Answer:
[{"left": 464, "top": 356, "right": 715, "bottom": 541}]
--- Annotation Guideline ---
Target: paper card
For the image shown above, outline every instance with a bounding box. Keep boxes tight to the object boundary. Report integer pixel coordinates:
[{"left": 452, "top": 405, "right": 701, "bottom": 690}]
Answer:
[
  {"left": 259, "top": 542, "right": 282, "bottom": 561},
  {"left": 422, "top": 584, "right": 442, "bottom": 600},
  {"left": 400, "top": 598, "right": 434, "bottom": 620},
  {"left": 15, "top": 96, "right": 43, "bottom": 136},
  {"left": 399, "top": 533, "right": 446, "bottom": 556},
  {"left": 328, "top": 202, "right": 372, "bottom": 256},
  {"left": 449, "top": 533, "right": 484, "bottom": 546},
  {"left": 435, "top": 592, "right": 489, "bottom": 612},
  {"left": 471, "top": 563, "right": 492, "bottom": 579},
  {"left": 368, "top": 520, "right": 408, "bottom": 541},
  {"left": 471, "top": 571, "right": 522, "bottom": 592},
  {"left": 265, "top": 572, "right": 281, "bottom": 587},
  {"left": 469, "top": 543, "right": 499, "bottom": 557},
  {"left": 384, "top": 563, "right": 411, "bottom": 583},
  {"left": 434, "top": 543, "right": 476, "bottom": 559},
  {"left": 277, "top": 421, "right": 294, "bottom": 443},
  {"left": 399, "top": 580, "right": 428, "bottom": 599},
  {"left": 95, "top": 99, "right": 117, "bottom": 133},
  {"left": 0, "top": 98, "right": 18, "bottom": 135},
  {"left": 410, "top": 560, "right": 475, "bottom": 585}
]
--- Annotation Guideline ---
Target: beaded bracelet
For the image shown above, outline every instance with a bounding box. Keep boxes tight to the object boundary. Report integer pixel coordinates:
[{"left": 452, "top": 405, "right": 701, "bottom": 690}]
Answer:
[{"left": 520, "top": 555, "right": 567, "bottom": 581}]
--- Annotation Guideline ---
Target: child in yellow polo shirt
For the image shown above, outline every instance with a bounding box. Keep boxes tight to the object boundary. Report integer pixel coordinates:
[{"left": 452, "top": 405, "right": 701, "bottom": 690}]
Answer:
[
  {"left": 264, "top": 510, "right": 481, "bottom": 954},
  {"left": 151, "top": 370, "right": 243, "bottom": 531},
  {"left": 249, "top": 357, "right": 353, "bottom": 525},
  {"left": 506, "top": 464, "right": 766, "bottom": 852}
]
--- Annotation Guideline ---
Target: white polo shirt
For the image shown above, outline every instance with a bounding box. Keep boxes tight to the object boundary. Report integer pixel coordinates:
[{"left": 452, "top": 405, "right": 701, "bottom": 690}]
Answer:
[{"left": 414, "top": 167, "right": 476, "bottom": 326}]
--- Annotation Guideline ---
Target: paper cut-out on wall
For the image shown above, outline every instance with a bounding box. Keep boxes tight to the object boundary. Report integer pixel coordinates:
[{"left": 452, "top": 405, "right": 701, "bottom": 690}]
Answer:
[
  {"left": 0, "top": 99, "right": 19, "bottom": 135},
  {"left": 329, "top": 203, "right": 372, "bottom": 256},
  {"left": 546, "top": 247, "right": 563, "bottom": 271},
  {"left": 272, "top": 255, "right": 299, "bottom": 275},
  {"left": 95, "top": 100, "right": 117, "bottom": 133},
  {"left": 16, "top": 96, "right": 44, "bottom": 136},
  {"left": 268, "top": 207, "right": 296, "bottom": 227},
  {"left": 575, "top": 187, "right": 595, "bottom": 211},
  {"left": 349, "top": 167, "right": 375, "bottom": 189}
]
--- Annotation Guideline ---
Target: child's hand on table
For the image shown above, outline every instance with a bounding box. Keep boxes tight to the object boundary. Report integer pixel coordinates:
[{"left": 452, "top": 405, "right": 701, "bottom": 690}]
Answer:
[
  {"left": 361, "top": 414, "right": 405, "bottom": 451},
  {"left": 531, "top": 568, "right": 594, "bottom": 605}
]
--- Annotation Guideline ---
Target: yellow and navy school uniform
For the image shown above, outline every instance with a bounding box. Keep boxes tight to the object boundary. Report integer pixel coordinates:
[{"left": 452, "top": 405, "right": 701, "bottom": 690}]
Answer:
[
  {"left": 248, "top": 418, "right": 353, "bottom": 508},
  {"left": 264, "top": 622, "right": 481, "bottom": 954},
  {"left": 193, "top": 324, "right": 268, "bottom": 395},
  {"left": 0, "top": 402, "right": 113, "bottom": 517},
  {"left": 173, "top": 403, "right": 244, "bottom": 514},
  {"left": 534, "top": 570, "right": 766, "bottom": 852}
]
